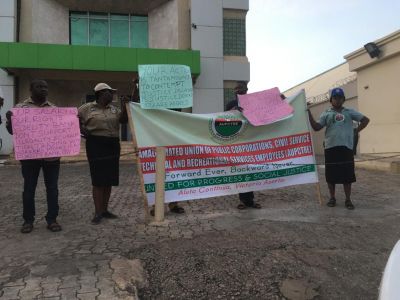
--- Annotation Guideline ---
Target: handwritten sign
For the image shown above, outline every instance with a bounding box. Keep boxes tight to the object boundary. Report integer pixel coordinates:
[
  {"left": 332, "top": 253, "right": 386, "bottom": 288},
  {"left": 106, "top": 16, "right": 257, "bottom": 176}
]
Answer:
[
  {"left": 139, "top": 64, "right": 193, "bottom": 109},
  {"left": 238, "top": 87, "right": 294, "bottom": 126},
  {"left": 12, "top": 108, "right": 81, "bottom": 160}
]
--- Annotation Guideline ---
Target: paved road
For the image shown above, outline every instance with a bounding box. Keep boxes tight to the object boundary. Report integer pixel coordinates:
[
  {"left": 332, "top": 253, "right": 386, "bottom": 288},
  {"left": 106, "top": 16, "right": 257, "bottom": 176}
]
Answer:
[{"left": 0, "top": 162, "right": 400, "bottom": 299}]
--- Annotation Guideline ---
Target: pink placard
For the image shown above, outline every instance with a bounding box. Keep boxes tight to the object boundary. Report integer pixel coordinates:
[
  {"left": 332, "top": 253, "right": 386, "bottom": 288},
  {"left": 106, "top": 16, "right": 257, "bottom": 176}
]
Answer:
[
  {"left": 11, "top": 107, "right": 81, "bottom": 160},
  {"left": 238, "top": 87, "right": 294, "bottom": 126}
]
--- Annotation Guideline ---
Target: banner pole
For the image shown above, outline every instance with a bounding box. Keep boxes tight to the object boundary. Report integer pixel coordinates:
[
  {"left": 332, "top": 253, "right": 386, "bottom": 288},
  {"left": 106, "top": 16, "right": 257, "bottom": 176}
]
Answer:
[
  {"left": 316, "top": 183, "right": 323, "bottom": 205},
  {"left": 154, "top": 147, "right": 166, "bottom": 222},
  {"left": 126, "top": 103, "right": 150, "bottom": 223},
  {"left": 302, "top": 90, "right": 322, "bottom": 205}
]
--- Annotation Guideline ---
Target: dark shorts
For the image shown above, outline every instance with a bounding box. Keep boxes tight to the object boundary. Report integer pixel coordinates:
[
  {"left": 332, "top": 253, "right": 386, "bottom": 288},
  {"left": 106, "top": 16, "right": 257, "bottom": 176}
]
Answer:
[
  {"left": 325, "top": 146, "right": 356, "bottom": 184},
  {"left": 86, "top": 135, "right": 120, "bottom": 187}
]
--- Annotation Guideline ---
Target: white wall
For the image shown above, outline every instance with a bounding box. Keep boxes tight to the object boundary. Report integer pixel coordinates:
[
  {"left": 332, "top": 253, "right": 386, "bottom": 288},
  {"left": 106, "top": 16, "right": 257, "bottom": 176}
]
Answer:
[
  {"left": 0, "top": 0, "right": 16, "bottom": 155},
  {"left": 190, "top": 0, "right": 250, "bottom": 113},
  {"left": 223, "top": 59, "right": 250, "bottom": 81},
  {"left": 191, "top": 0, "right": 224, "bottom": 113}
]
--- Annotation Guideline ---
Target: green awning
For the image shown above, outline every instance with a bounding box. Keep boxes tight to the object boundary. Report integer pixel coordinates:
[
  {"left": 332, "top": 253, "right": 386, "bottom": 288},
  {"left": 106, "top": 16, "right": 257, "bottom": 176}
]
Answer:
[{"left": 0, "top": 42, "right": 200, "bottom": 75}]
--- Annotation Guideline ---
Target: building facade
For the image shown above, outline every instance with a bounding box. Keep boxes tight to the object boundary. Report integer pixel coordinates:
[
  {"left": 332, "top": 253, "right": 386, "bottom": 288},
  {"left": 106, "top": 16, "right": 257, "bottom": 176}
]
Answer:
[
  {"left": 284, "top": 63, "right": 358, "bottom": 155},
  {"left": 0, "top": 0, "right": 250, "bottom": 154},
  {"left": 285, "top": 29, "right": 400, "bottom": 156}
]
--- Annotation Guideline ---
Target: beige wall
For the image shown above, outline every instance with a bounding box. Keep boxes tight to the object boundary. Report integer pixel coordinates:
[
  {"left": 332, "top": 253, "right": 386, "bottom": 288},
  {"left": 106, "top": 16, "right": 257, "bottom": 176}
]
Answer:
[
  {"left": 284, "top": 63, "right": 355, "bottom": 102},
  {"left": 19, "top": 0, "right": 33, "bottom": 42},
  {"left": 21, "top": 0, "right": 189, "bottom": 48},
  {"left": 149, "top": 0, "right": 190, "bottom": 49},
  {"left": 354, "top": 56, "right": 400, "bottom": 153},
  {"left": 284, "top": 31, "right": 400, "bottom": 155},
  {"left": 20, "top": 0, "right": 69, "bottom": 44},
  {"left": 177, "top": 0, "right": 191, "bottom": 49},
  {"left": 284, "top": 62, "right": 359, "bottom": 155},
  {"left": 345, "top": 30, "right": 400, "bottom": 154},
  {"left": 284, "top": 63, "right": 356, "bottom": 103}
]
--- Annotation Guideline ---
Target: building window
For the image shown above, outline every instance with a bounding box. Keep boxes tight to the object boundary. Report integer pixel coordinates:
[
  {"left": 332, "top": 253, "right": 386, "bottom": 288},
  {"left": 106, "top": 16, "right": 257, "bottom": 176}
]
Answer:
[
  {"left": 223, "top": 18, "right": 246, "bottom": 56},
  {"left": 70, "top": 12, "right": 148, "bottom": 48},
  {"left": 224, "top": 88, "right": 236, "bottom": 109}
]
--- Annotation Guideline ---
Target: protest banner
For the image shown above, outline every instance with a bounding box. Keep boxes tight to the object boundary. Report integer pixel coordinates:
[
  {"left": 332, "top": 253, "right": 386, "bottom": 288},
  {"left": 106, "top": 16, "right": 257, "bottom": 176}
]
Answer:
[
  {"left": 11, "top": 107, "right": 80, "bottom": 160},
  {"left": 138, "top": 64, "right": 193, "bottom": 109},
  {"left": 128, "top": 90, "right": 318, "bottom": 205},
  {"left": 238, "top": 87, "right": 294, "bottom": 126}
]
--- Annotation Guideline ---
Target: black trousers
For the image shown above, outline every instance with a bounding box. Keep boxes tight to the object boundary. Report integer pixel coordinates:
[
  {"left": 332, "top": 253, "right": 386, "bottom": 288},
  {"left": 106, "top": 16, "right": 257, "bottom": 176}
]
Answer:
[
  {"left": 239, "top": 192, "right": 254, "bottom": 206},
  {"left": 21, "top": 159, "right": 60, "bottom": 224}
]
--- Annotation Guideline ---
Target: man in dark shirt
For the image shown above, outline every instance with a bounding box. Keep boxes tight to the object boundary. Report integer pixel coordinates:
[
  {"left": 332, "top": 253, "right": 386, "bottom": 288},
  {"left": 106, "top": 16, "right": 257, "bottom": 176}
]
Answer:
[
  {"left": 6, "top": 80, "right": 62, "bottom": 233},
  {"left": 225, "top": 81, "right": 261, "bottom": 210}
]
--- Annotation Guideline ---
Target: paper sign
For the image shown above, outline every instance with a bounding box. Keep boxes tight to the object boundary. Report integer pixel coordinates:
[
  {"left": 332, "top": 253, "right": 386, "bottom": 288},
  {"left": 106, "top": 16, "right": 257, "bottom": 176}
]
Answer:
[
  {"left": 139, "top": 64, "right": 193, "bottom": 109},
  {"left": 238, "top": 87, "right": 294, "bottom": 126},
  {"left": 12, "top": 107, "right": 81, "bottom": 160}
]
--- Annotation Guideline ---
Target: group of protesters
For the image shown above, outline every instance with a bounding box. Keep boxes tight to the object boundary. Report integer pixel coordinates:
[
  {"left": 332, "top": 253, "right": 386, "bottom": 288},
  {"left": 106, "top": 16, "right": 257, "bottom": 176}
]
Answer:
[
  {"left": 4, "top": 80, "right": 128, "bottom": 232},
  {"left": 1, "top": 77, "right": 369, "bottom": 234}
]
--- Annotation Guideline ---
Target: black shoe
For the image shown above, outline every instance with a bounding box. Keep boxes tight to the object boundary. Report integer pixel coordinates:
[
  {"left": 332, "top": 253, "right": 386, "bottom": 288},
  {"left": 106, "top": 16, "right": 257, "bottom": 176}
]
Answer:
[
  {"left": 21, "top": 222, "right": 33, "bottom": 233},
  {"left": 102, "top": 211, "right": 118, "bottom": 219},
  {"left": 91, "top": 214, "right": 102, "bottom": 225},
  {"left": 170, "top": 205, "right": 185, "bottom": 214},
  {"left": 327, "top": 198, "right": 336, "bottom": 207}
]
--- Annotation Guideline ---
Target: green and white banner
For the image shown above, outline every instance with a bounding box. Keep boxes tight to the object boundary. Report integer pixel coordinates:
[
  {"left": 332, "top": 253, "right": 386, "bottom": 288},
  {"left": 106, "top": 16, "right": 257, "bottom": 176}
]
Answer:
[{"left": 129, "top": 90, "right": 318, "bottom": 204}]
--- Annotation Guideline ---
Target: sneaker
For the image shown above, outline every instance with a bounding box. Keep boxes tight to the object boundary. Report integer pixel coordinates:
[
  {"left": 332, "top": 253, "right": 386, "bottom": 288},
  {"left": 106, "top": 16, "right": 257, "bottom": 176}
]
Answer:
[
  {"left": 102, "top": 211, "right": 118, "bottom": 219},
  {"left": 327, "top": 198, "right": 336, "bottom": 207},
  {"left": 91, "top": 214, "right": 103, "bottom": 225}
]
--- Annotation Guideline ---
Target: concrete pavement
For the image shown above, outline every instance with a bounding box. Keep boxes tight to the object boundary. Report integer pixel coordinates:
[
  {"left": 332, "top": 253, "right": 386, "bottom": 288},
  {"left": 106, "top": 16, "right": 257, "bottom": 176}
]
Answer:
[{"left": 1, "top": 162, "right": 400, "bottom": 299}]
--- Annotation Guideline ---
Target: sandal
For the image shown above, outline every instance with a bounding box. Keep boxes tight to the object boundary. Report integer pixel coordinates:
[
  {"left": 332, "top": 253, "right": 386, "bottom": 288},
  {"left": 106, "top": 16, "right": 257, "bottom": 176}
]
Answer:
[
  {"left": 250, "top": 203, "right": 261, "bottom": 209},
  {"left": 345, "top": 200, "right": 355, "bottom": 210},
  {"left": 21, "top": 222, "right": 33, "bottom": 234},
  {"left": 237, "top": 203, "right": 246, "bottom": 210},
  {"left": 91, "top": 214, "right": 102, "bottom": 225},
  {"left": 170, "top": 206, "right": 185, "bottom": 214},
  {"left": 327, "top": 198, "right": 336, "bottom": 207},
  {"left": 47, "top": 222, "right": 62, "bottom": 232},
  {"left": 102, "top": 211, "right": 118, "bottom": 219},
  {"left": 149, "top": 207, "right": 155, "bottom": 217}
]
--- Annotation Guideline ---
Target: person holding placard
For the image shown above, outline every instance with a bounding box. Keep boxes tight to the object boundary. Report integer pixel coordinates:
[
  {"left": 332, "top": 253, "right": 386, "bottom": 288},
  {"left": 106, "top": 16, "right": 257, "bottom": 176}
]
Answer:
[
  {"left": 78, "top": 83, "right": 129, "bottom": 225},
  {"left": 5, "top": 80, "right": 62, "bottom": 233},
  {"left": 225, "top": 81, "right": 262, "bottom": 210},
  {"left": 307, "top": 88, "right": 370, "bottom": 209}
]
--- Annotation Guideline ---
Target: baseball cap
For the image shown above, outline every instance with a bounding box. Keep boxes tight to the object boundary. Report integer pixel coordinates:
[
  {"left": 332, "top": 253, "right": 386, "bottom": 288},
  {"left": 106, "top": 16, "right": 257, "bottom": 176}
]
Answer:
[
  {"left": 94, "top": 83, "right": 116, "bottom": 92},
  {"left": 330, "top": 88, "right": 345, "bottom": 99}
]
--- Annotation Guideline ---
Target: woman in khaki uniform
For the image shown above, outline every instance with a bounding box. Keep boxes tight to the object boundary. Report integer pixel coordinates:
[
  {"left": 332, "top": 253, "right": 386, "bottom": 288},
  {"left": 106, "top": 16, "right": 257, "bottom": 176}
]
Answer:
[{"left": 78, "top": 83, "right": 129, "bottom": 224}]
